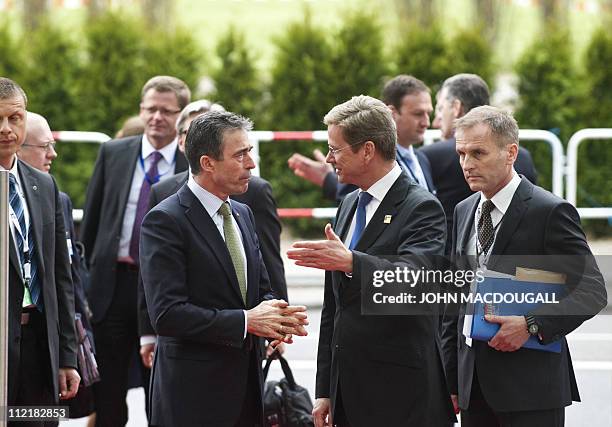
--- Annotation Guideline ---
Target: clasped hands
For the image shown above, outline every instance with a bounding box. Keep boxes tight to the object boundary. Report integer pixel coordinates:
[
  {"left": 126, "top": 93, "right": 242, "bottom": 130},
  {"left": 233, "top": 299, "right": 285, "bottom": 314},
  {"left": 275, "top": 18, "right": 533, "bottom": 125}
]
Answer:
[
  {"left": 287, "top": 224, "right": 353, "bottom": 273},
  {"left": 247, "top": 299, "right": 309, "bottom": 349}
]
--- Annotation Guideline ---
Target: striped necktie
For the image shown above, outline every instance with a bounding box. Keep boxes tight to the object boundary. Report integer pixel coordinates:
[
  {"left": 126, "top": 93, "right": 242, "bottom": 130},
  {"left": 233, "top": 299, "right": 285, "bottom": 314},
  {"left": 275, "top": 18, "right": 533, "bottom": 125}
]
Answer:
[{"left": 9, "top": 173, "right": 42, "bottom": 310}]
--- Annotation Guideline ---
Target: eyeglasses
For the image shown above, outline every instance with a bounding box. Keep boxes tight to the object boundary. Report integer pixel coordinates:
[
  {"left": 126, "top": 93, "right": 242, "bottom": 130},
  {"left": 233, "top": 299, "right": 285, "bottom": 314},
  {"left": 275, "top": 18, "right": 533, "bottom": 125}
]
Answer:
[
  {"left": 141, "top": 106, "right": 182, "bottom": 117},
  {"left": 22, "top": 141, "right": 57, "bottom": 152},
  {"left": 327, "top": 140, "right": 365, "bottom": 156}
]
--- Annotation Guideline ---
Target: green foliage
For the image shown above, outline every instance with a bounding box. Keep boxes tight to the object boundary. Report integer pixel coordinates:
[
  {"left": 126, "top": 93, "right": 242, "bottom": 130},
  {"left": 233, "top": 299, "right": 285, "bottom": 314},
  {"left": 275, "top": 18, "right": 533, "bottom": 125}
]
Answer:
[
  {"left": 0, "top": 19, "right": 24, "bottom": 79},
  {"left": 211, "top": 27, "right": 262, "bottom": 122},
  {"left": 329, "top": 9, "right": 389, "bottom": 102},
  {"left": 514, "top": 26, "right": 580, "bottom": 194},
  {"left": 395, "top": 26, "right": 451, "bottom": 91},
  {"left": 261, "top": 9, "right": 337, "bottom": 234},
  {"left": 574, "top": 28, "right": 612, "bottom": 235},
  {"left": 143, "top": 27, "right": 203, "bottom": 95},
  {"left": 20, "top": 20, "right": 82, "bottom": 130},
  {"left": 78, "top": 11, "right": 148, "bottom": 136},
  {"left": 447, "top": 27, "right": 494, "bottom": 87}
]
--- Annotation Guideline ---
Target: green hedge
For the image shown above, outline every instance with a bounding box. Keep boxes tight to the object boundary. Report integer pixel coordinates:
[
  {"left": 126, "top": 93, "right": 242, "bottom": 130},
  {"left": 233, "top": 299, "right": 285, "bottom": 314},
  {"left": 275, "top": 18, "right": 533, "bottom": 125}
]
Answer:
[{"left": 1, "top": 9, "right": 609, "bottom": 235}]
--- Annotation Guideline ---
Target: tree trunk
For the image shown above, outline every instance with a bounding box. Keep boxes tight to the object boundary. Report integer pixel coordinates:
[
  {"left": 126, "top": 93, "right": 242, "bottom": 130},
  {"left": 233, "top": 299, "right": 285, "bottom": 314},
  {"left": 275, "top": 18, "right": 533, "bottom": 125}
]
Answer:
[
  {"left": 142, "top": 0, "right": 175, "bottom": 31},
  {"left": 394, "top": 0, "right": 437, "bottom": 28},
  {"left": 474, "top": 0, "right": 499, "bottom": 44},
  {"left": 22, "top": 0, "right": 48, "bottom": 32}
]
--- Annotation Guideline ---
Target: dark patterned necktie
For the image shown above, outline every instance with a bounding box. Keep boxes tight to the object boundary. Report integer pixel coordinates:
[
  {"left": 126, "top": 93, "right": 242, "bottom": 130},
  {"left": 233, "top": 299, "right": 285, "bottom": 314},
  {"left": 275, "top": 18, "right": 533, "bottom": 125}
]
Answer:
[
  {"left": 9, "top": 173, "right": 42, "bottom": 310},
  {"left": 477, "top": 199, "right": 495, "bottom": 255},
  {"left": 349, "top": 191, "right": 373, "bottom": 250},
  {"left": 129, "top": 151, "right": 163, "bottom": 263}
]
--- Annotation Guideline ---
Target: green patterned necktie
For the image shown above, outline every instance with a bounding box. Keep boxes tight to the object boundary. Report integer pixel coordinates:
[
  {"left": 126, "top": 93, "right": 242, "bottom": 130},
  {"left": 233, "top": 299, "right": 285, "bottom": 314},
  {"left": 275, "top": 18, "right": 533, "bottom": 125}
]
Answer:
[{"left": 218, "top": 202, "right": 247, "bottom": 303}]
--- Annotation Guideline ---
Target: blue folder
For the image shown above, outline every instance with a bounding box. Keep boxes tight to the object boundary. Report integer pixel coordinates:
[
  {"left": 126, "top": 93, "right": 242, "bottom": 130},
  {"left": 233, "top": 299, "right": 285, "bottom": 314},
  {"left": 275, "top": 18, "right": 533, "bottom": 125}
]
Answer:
[{"left": 470, "top": 277, "right": 567, "bottom": 353}]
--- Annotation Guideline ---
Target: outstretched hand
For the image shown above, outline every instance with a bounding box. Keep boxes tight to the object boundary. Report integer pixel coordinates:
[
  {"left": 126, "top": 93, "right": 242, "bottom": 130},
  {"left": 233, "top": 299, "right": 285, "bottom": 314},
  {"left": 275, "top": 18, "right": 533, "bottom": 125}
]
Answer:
[{"left": 287, "top": 224, "right": 353, "bottom": 273}]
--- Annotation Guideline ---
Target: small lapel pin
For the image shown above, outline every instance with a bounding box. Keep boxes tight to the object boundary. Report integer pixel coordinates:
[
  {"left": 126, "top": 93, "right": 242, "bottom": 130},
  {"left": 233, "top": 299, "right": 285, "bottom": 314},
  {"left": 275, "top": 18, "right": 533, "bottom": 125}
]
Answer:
[
  {"left": 384, "top": 215, "right": 392, "bottom": 224},
  {"left": 235, "top": 212, "right": 240, "bottom": 218},
  {"left": 32, "top": 185, "right": 38, "bottom": 191}
]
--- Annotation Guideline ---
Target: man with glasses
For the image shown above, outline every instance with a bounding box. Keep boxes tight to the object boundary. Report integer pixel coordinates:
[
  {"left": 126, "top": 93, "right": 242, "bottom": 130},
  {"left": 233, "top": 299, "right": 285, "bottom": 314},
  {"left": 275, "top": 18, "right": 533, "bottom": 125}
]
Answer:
[
  {"left": 288, "top": 75, "right": 436, "bottom": 203},
  {"left": 81, "top": 75, "right": 190, "bottom": 426},
  {"left": 288, "top": 96, "right": 454, "bottom": 427}
]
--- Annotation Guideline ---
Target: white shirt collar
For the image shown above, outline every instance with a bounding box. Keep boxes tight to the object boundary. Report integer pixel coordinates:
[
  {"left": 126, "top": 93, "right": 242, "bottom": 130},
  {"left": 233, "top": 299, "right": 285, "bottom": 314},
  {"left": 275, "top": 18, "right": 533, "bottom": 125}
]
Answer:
[
  {"left": 186, "top": 174, "right": 229, "bottom": 219},
  {"left": 141, "top": 134, "right": 178, "bottom": 164},
  {"left": 361, "top": 163, "right": 402, "bottom": 203},
  {"left": 479, "top": 170, "right": 521, "bottom": 215},
  {"left": 0, "top": 156, "right": 20, "bottom": 180},
  {"left": 395, "top": 143, "right": 415, "bottom": 160}
]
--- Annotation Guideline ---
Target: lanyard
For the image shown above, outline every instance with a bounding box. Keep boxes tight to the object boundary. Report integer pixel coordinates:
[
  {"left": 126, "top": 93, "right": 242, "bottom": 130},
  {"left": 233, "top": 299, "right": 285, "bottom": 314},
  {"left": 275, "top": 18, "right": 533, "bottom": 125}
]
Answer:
[{"left": 138, "top": 151, "right": 176, "bottom": 185}]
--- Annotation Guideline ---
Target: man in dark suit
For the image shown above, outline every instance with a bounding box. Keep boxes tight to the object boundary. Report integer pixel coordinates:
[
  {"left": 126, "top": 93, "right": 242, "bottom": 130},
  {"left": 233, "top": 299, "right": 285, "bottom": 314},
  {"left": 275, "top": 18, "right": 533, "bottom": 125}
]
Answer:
[
  {"left": 441, "top": 106, "right": 607, "bottom": 426},
  {"left": 18, "top": 112, "right": 97, "bottom": 414},
  {"left": 420, "top": 74, "right": 538, "bottom": 254},
  {"left": 140, "top": 110, "right": 308, "bottom": 426},
  {"left": 288, "top": 75, "right": 436, "bottom": 203},
  {"left": 288, "top": 95, "right": 454, "bottom": 427},
  {"left": 138, "top": 99, "right": 288, "bottom": 368},
  {"left": 1, "top": 78, "right": 80, "bottom": 422},
  {"left": 80, "top": 75, "right": 190, "bottom": 426}
]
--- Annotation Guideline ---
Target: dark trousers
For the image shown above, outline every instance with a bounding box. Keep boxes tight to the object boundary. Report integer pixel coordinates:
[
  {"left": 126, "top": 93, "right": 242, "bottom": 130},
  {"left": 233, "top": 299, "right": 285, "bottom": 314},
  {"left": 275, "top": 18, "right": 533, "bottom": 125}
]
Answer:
[
  {"left": 9, "top": 309, "right": 57, "bottom": 427},
  {"left": 93, "top": 268, "right": 150, "bottom": 427},
  {"left": 234, "top": 352, "right": 263, "bottom": 427},
  {"left": 461, "top": 371, "right": 565, "bottom": 427},
  {"left": 333, "top": 387, "right": 352, "bottom": 427}
]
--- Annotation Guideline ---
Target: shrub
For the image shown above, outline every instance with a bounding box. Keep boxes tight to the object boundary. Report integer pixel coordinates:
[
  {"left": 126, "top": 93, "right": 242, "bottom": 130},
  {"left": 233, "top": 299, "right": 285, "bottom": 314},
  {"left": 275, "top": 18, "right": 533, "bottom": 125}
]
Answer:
[{"left": 211, "top": 27, "right": 263, "bottom": 122}]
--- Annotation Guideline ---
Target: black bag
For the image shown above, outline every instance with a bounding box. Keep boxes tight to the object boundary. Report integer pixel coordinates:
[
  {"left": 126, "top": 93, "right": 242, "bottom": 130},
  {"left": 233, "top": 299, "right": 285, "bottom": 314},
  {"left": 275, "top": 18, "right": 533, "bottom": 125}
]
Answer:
[{"left": 263, "top": 354, "right": 314, "bottom": 427}]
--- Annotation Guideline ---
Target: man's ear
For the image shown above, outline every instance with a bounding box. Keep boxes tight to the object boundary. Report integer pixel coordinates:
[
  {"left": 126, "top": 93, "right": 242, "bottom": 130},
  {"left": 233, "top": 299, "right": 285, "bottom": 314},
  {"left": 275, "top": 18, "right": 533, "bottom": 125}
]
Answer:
[
  {"left": 200, "top": 155, "right": 215, "bottom": 173},
  {"left": 363, "top": 140, "right": 376, "bottom": 162},
  {"left": 452, "top": 99, "right": 463, "bottom": 118},
  {"left": 387, "top": 104, "right": 400, "bottom": 120},
  {"left": 507, "top": 143, "right": 519, "bottom": 165}
]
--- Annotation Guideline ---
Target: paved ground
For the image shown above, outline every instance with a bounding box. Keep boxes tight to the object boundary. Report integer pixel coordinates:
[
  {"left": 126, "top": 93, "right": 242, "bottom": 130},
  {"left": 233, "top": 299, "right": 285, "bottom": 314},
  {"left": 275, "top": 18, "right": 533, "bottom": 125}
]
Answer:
[{"left": 62, "top": 236, "right": 612, "bottom": 426}]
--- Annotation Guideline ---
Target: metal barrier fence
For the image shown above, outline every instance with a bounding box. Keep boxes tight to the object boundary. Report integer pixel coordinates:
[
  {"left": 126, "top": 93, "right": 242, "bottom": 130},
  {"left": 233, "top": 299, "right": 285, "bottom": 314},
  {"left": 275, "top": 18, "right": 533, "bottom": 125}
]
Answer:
[
  {"left": 52, "top": 128, "right": 605, "bottom": 220},
  {"left": 1, "top": 171, "right": 10, "bottom": 426},
  {"left": 566, "top": 128, "right": 612, "bottom": 219}
]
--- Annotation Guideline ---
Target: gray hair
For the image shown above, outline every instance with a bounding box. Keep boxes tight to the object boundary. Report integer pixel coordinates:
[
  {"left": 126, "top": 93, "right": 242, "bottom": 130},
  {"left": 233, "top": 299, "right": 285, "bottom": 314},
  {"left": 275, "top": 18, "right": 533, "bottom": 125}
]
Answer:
[
  {"left": 185, "top": 110, "right": 253, "bottom": 174},
  {"left": 454, "top": 105, "right": 519, "bottom": 148},
  {"left": 441, "top": 74, "right": 489, "bottom": 115},
  {"left": 176, "top": 99, "right": 225, "bottom": 135},
  {"left": 381, "top": 75, "right": 429, "bottom": 111},
  {"left": 323, "top": 95, "right": 397, "bottom": 161},
  {"left": 141, "top": 75, "right": 191, "bottom": 109},
  {"left": 0, "top": 77, "right": 27, "bottom": 107}
]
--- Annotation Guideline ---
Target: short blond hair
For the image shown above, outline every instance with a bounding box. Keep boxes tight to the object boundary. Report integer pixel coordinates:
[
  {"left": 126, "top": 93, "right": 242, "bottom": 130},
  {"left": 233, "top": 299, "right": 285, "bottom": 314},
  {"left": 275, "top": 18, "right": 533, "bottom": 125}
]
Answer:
[
  {"left": 323, "top": 95, "right": 397, "bottom": 161},
  {"left": 454, "top": 105, "right": 519, "bottom": 148}
]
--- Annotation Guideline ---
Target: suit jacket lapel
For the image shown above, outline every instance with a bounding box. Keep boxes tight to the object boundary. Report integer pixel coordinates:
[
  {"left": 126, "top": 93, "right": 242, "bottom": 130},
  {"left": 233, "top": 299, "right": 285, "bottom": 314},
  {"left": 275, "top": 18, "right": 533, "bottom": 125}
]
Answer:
[
  {"left": 175, "top": 148, "right": 188, "bottom": 173},
  {"left": 336, "top": 191, "right": 359, "bottom": 242},
  {"left": 180, "top": 187, "right": 244, "bottom": 304},
  {"left": 488, "top": 178, "right": 533, "bottom": 268},
  {"left": 354, "top": 174, "right": 410, "bottom": 251},
  {"left": 457, "top": 194, "right": 479, "bottom": 256},
  {"left": 18, "top": 161, "right": 45, "bottom": 279},
  {"left": 117, "top": 136, "right": 142, "bottom": 215}
]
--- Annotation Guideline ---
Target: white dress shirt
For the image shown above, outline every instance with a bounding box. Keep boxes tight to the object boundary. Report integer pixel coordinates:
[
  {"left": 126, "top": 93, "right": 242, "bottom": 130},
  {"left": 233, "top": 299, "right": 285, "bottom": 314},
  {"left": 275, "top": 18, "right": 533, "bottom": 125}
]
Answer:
[
  {"left": 344, "top": 163, "right": 403, "bottom": 247},
  {"left": 117, "top": 135, "right": 178, "bottom": 260}
]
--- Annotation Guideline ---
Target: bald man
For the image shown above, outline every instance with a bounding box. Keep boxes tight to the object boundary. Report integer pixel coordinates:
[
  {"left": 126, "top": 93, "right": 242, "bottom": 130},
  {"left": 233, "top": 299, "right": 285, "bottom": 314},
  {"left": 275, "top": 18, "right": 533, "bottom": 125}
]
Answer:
[{"left": 18, "top": 112, "right": 98, "bottom": 406}]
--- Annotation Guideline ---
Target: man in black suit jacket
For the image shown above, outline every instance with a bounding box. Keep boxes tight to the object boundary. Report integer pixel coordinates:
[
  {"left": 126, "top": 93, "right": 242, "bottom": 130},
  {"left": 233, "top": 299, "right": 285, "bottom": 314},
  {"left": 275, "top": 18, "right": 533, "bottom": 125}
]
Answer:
[
  {"left": 1, "top": 78, "right": 80, "bottom": 418},
  {"left": 140, "top": 110, "right": 308, "bottom": 426},
  {"left": 441, "top": 106, "right": 607, "bottom": 426},
  {"left": 80, "top": 76, "right": 190, "bottom": 426},
  {"left": 137, "top": 100, "right": 288, "bottom": 368},
  {"left": 420, "top": 74, "right": 538, "bottom": 254},
  {"left": 288, "top": 75, "right": 436, "bottom": 203},
  {"left": 288, "top": 96, "right": 454, "bottom": 427}
]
